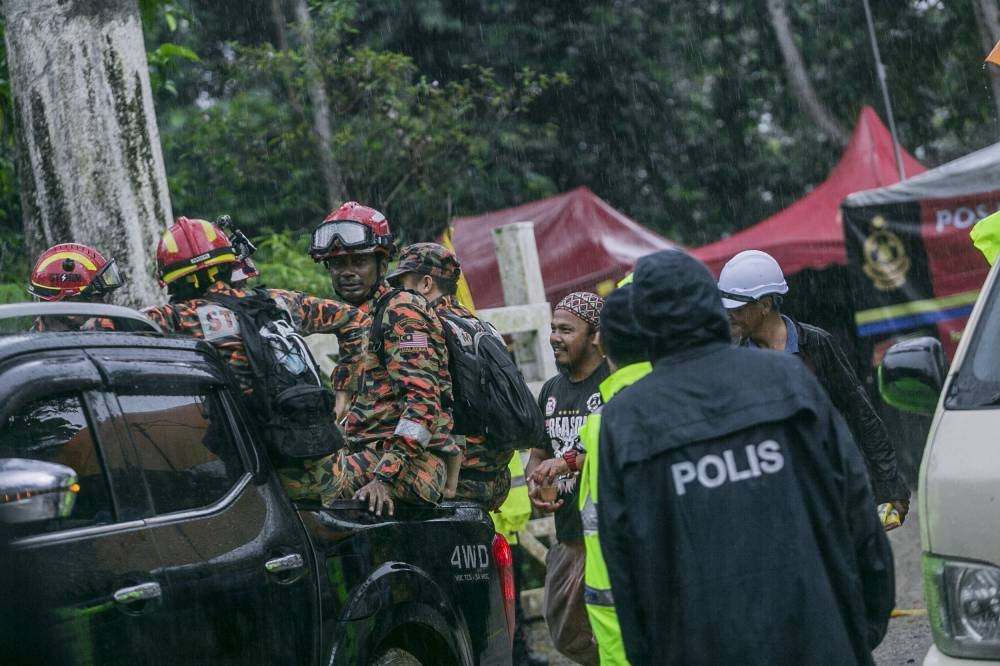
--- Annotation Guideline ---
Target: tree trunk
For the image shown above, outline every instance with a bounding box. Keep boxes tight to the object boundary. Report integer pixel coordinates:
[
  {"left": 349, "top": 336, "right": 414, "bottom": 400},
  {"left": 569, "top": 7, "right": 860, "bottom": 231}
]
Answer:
[
  {"left": 766, "top": 0, "right": 848, "bottom": 146},
  {"left": 290, "top": 0, "right": 344, "bottom": 211},
  {"left": 269, "top": 0, "right": 290, "bottom": 53},
  {"left": 3, "top": 0, "right": 170, "bottom": 307},
  {"left": 973, "top": 0, "right": 1000, "bottom": 121}
]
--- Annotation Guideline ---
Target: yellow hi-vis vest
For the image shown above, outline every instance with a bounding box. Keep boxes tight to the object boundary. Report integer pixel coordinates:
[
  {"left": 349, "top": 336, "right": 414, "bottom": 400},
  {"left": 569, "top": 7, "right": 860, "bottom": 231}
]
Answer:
[
  {"left": 579, "top": 362, "right": 651, "bottom": 666},
  {"left": 972, "top": 209, "right": 1000, "bottom": 266},
  {"left": 491, "top": 451, "right": 531, "bottom": 544}
]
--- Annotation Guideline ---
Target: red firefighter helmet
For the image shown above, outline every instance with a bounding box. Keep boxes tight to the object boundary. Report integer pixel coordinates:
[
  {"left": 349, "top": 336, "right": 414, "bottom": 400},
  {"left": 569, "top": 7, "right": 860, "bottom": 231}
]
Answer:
[
  {"left": 308, "top": 201, "right": 394, "bottom": 260},
  {"left": 27, "top": 243, "right": 123, "bottom": 301},
  {"left": 156, "top": 217, "right": 237, "bottom": 285}
]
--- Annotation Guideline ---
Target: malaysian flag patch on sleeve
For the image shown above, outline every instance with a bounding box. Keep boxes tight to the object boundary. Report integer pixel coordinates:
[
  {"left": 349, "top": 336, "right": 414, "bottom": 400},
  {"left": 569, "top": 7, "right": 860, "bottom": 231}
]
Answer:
[{"left": 399, "top": 333, "right": 428, "bottom": 350}]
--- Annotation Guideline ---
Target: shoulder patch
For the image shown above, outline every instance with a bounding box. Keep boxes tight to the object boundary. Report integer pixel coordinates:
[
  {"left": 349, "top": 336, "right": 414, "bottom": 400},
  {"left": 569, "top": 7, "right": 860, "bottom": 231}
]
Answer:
[
  {"left": 394, "top": 316, "right": 428, "bottom": 330},
  {"left": 398, "top": 332, "right": 429, "bottom": 350},
  {"left": 196, "top": 304, "right": 240, "bottom": 341}
]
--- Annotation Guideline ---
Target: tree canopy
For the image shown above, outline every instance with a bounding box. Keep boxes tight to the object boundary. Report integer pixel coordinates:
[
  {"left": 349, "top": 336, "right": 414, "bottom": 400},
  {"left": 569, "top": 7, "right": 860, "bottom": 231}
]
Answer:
[{"left": 1, "top": 0, "right": 998, "bottom": 295}]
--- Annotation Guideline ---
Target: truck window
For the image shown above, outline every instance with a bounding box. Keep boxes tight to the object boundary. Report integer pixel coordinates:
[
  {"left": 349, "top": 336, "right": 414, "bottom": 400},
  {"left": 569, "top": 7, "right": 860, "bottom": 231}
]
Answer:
[
  {"left": 949, "top": 285, "right": 1000, "bottom": 409},
  {"left": 117, "top": 388, "right": 247, "bottom": 515},
  {"left": 0, "top": 394, "right": 114, "bottom": 533}
]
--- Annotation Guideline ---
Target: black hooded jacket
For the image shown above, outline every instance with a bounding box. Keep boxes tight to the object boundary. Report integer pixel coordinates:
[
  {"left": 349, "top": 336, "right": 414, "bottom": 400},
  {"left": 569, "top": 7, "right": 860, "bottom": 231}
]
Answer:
[{"left": 597, "top": 250, "right": 894, "bottom": 666}]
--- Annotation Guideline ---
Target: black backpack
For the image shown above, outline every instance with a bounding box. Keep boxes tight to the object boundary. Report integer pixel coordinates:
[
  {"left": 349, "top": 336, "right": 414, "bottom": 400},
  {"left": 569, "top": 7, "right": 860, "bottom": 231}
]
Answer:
[
  {"left": 205, "top": 289, "right": 343, "bottom": 459},
  {"left": 370, "top": 291, "right": 543, "bottom": 449}
]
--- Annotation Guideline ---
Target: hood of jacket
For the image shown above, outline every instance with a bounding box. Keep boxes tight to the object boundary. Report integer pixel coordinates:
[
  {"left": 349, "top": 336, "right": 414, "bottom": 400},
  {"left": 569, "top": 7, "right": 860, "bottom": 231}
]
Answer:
[{"left": 631, "top": 250, "right": 731, "bottom": 357}]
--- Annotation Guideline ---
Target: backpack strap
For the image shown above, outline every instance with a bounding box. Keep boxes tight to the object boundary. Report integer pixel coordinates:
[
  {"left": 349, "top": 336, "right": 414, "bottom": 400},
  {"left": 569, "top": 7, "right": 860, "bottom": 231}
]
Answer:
[
  {"left": 367, "top": 288, "right": 401, "bottom": 368},
  {"left": 204, "top": 288, "right": 284, "bottom": 324},
  {"left": 201, "top": 290, "right": 272, "bottom": 415}
]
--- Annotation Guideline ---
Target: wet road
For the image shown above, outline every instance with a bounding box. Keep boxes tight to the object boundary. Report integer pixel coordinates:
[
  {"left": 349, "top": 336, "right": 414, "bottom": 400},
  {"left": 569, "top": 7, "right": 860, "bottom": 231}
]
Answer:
[{"left": 874, "top": 500, "right": 933, "bottom": 665}]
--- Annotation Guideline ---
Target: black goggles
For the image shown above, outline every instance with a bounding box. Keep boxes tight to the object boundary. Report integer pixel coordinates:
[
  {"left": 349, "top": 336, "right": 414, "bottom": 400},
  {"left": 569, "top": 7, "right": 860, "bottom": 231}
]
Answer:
[
  {"left": 309, "top": 221, "right": 374, "bottom": 255},
  {"left": 87, "top": 258, "right": 124, "bottom": 293},
  {"left": 719, "top": 290, "right": 758, "bottom": 305}
]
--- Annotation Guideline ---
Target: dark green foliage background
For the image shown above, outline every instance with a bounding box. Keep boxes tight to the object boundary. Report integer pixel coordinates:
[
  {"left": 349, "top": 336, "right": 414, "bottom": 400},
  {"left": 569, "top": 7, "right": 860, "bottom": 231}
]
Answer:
[{"left": 0, "top": 0, "right": 996, "bottom": 295}]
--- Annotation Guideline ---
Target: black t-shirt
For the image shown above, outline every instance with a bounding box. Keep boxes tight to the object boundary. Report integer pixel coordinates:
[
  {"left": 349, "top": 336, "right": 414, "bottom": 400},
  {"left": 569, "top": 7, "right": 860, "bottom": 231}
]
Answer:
[{"left": 537, "top": 359, "right": 610, "bottom": 543}]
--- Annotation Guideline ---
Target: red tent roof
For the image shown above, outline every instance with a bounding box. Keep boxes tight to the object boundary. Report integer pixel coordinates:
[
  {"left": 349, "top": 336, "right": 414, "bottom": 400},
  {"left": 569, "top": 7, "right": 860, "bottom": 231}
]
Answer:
[
  {"left": 451, "top": 187, "right": 683, "bottom": 309},
  {"left": 691, "top": 106, "right": 925, "bottom": 276}
]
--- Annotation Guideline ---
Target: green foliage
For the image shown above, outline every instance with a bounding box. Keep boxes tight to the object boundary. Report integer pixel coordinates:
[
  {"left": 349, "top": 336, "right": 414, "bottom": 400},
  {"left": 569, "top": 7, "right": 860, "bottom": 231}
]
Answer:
[
  {"left": 0, "top": 282, "right": 24, "bottom": 305},
  {"left": 2, "top": 0, "right": 997, "bottom": 268},
  {"left": 147, "top": 43, "right": 199, "bottom": 96},
  {"left": 0, "top": 228, "right": 27, "bottom": 284},
  {"left": 0, "top": 18, "right": 23, "bottom": 283},
  {"left": 154, "top": 8, "right": 564, "bottom": 243},
  {"left": 141, "top": 2, "right": 200, "bottom": 97},
  {"left": 349, "top": 0, "right": 1000, "bottom": 245},
  {"left": 252, "top": 229, "right": 331, "bottom": 295}
]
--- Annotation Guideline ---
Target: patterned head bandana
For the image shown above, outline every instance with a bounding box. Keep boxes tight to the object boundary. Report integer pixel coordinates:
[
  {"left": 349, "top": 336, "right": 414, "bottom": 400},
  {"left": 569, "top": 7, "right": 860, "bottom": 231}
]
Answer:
[{"left": 555, "top": 291, "right": 604, "bottom": 329}]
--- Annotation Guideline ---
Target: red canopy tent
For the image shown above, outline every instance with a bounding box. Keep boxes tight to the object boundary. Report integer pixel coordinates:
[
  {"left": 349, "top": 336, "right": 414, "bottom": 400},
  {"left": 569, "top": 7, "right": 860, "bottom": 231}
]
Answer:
[
  {"left": 691, "top": 106, "right": 925, "bottom": 276},
  {"left": 451, "top": 186, "right": 683, "bottom": 308}
]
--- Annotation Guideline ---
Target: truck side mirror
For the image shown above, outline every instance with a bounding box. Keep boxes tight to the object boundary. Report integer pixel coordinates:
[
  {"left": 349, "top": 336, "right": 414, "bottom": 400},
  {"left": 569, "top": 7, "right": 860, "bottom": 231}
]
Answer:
[
  {"left": 878, "top": 336, "right": 946, "bottom": 416},
  {"left": 0, "top": 459, "right": 79, "bottom": 524}
]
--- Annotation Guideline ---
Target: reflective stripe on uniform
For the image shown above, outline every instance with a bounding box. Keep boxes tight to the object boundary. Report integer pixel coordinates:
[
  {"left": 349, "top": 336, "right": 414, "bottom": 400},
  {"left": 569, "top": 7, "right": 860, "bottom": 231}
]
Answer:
[
  {"left": 580, "top": 493, "right": 598, "bottom": 535},
  {"left": 584, "top": 584, "right": 616, "bottom": 607},
  {"left": 491, "top": 452, "right": 530, "bottom": 539},
  {"left": 394, "top": 418, "right": 432, "bottom": 445}
]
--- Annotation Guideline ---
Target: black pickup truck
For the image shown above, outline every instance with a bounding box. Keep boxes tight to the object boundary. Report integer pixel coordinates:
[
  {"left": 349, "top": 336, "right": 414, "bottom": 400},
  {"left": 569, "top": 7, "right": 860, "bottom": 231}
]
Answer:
[{"left": 0, "top": 303, "right": 513, "bottom": 665}]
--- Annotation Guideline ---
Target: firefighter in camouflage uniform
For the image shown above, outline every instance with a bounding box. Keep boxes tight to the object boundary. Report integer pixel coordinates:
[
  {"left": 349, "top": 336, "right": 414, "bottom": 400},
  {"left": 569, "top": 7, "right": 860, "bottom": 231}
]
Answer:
[
  {"left": 141, "top": 217, "right": 367, "bottom": 492},
  {"left": 387, "top": 242, "right": 513, "bottom": 511},
  {"left": 302, "top": 202, "right": 456, "bottom": 516}
]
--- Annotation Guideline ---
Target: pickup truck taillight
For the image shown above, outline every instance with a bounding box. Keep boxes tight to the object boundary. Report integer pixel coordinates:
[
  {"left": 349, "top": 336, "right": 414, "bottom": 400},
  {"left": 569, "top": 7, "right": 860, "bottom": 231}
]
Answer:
[{"left": 492, "top": 533, "right": 516, "bottom": 646}]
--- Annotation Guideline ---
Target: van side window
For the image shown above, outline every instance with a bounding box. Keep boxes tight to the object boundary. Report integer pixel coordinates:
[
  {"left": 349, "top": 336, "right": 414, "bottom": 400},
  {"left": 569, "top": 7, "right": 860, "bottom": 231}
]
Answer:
[
  {"left": 0, "top": 394, "right": 114, "bottom": 533},
  {"left": 117, "top": 387, "right": 247, "bottom": 515},
  {"left": 950, "top": 286, "right": 1000, "bottom": 408}
]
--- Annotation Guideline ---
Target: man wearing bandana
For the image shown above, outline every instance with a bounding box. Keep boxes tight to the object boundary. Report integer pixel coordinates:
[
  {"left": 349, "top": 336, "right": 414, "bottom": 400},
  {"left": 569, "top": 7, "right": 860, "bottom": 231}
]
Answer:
[{"left": 526, "top": 291, "right": 608, "bottom": 666}]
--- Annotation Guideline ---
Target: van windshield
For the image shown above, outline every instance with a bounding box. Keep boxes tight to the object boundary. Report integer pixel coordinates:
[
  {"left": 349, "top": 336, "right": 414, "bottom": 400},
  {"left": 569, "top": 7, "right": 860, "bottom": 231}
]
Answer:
[{"left": 947, "top": 278, "right": 1000, "bottom": 409}]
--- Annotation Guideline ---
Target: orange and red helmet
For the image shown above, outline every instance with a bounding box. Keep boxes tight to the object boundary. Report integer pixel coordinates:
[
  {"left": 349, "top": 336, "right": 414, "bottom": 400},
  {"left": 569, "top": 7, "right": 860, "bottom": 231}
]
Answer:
[
  {"left": 308, "top": 201, "right": 394, "bottom": 261},
  {"left": 27, "top": 243, "right": 123, "bottom": 302},
  {"left": 156, "top": 217, "right": 237, "bottom": 285}
]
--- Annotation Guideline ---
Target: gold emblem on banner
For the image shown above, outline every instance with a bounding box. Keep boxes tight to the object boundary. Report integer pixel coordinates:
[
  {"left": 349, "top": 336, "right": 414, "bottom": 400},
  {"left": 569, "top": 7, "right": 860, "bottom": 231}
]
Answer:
[{"left": 862, "top": 215, "right": 910, "bottom": 291}]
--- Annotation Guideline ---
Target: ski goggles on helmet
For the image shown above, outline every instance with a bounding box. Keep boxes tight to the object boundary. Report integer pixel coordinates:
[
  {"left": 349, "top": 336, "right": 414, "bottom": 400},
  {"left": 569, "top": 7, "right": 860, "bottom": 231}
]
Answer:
[
  {"left": 79, "top": 258, "right": 124, "bottom": 298},
  {"left": 309, "top": 220, "right": 377, "bottom": 257}
]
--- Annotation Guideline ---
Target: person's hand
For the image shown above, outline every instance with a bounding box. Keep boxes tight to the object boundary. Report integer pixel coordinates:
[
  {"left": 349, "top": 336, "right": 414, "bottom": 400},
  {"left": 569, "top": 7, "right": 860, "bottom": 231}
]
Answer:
[
  {"left": 334, "top": 390, "right": 353, "bottom": 422},
  {"left": 354, "top": 479, "right": 394, "bottom": 517},
  {"left": 528, "top": 482, "right": 564, "bottom": 513},
  {"left": 528, "top": 457, "right": 570, "bottom": 487},
  {"left": 890, "top": 498, "right": 910, "bottom": 525}
]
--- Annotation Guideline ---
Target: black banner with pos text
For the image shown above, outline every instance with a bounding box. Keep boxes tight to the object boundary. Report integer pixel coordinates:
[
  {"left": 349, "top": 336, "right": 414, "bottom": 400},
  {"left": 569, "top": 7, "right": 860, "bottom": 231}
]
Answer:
[{"left": 843, "top": 194, "right": 995, "bottom": 363}]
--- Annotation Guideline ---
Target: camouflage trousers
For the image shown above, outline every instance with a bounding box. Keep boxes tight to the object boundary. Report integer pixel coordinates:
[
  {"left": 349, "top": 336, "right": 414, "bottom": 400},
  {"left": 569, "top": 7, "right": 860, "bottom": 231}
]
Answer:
[
  {"left": 454, "top": 465, "right": 512, "bottom": 512},
  {"left": 280, "top": 447, "right": 446, "bottom": 507}
]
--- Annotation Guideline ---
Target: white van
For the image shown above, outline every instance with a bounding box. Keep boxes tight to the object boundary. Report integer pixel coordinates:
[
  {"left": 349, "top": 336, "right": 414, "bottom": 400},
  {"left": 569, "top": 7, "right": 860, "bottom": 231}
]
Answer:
[{"left": 880, "top": 258, "right": 1000, "bottom": 665}]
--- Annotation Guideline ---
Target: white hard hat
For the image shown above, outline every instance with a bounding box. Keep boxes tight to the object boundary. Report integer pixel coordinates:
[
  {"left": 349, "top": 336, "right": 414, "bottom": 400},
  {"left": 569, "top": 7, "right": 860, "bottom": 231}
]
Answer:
[{"left": 717, "top": 250, "right": 788, "bottom": 309}]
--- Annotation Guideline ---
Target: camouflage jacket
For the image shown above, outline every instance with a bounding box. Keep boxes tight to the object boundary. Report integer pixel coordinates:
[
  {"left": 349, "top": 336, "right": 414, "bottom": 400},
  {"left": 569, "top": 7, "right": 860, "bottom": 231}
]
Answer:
[
  {"left": 142, "top": 281, "right": 365, "bottom": 394},
  {"left": 431, "top": 295, "right": 512, "bottom": 479},
  {"left": 348, "top": 282, "right": 455, "bottom": 481}
]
